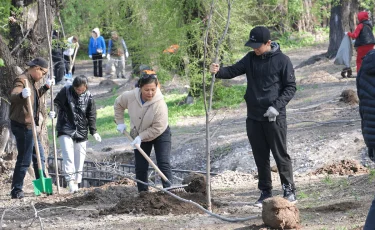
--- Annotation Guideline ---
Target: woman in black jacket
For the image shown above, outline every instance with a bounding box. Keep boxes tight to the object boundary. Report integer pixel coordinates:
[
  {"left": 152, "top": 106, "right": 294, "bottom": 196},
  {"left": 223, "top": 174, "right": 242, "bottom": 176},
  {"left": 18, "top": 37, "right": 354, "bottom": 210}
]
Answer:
[{"left": 49, "top": 76, "right": 101, "bottom": 193}]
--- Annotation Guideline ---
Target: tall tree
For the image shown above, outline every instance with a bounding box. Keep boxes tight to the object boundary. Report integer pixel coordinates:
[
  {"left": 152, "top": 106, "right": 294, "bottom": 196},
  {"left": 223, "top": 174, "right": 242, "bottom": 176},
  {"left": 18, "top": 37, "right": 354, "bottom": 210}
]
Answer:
[
  {"left": 0, "top": 0, "right": 59, "bottom": 158},
  {"left": 327, "top": 0, "right": 359, "bottom": 58}
]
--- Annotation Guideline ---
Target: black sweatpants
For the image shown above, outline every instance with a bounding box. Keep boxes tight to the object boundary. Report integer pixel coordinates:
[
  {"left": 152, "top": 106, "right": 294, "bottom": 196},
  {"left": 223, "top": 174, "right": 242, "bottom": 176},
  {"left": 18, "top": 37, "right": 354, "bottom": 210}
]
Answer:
[
  {"left": 92, "top": 53, "right": 103, "bottom": 77},
  {"left": 246, "top": 117, "right": 295, "bottom": 191},
  {"left": 64, "top": 55, "right": 75, "bottom": 75},
  {"left": 134, "top": 126, "right": 172, "bottom": 192}
]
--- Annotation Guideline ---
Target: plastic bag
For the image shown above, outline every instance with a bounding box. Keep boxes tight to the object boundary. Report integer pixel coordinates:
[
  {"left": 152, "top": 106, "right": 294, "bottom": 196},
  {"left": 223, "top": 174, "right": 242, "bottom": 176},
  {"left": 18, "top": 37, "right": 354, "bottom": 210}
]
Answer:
[{"left": 334, "top": 35, "right": 353, "bottom": 68}]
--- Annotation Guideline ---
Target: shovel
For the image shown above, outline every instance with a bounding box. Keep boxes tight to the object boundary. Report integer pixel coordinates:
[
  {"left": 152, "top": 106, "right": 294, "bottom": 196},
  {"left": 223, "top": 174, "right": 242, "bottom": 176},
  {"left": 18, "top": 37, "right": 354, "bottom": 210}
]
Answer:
[
  {"left": 64, "top": 42, "right": 79, "bottom": 80},
  {"left": 123, "top": 131, "right": 187, "bottom": 192},
  {"left": 25, "top": 81, "right": 53, "bottom": 196}
]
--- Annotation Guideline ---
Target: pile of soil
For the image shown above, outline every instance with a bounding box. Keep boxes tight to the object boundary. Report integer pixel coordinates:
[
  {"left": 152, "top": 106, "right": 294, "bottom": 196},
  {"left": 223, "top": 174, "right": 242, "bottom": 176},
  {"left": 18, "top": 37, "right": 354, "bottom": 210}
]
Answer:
[
  {"left": 340, "top": 89, "right": 359, "bottom": 105},
  {"left": 299, "top": 70, "right": 339, "bottom": 84},
  {"left": 312, "top": 160, "right": 369, "bottom": 176},
  {"left": 101, "top": 191, "right": 211, "bottom": 216},
  {"left": 182, "top": 173, "right": 206, "bottom": 193}
]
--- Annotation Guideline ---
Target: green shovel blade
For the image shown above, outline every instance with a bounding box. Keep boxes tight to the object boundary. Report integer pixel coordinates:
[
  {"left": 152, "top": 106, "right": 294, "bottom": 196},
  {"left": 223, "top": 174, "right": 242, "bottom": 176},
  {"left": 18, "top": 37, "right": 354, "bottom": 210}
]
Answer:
[{"left": 33, "top": 169, "right": 53, "bottom": 196}]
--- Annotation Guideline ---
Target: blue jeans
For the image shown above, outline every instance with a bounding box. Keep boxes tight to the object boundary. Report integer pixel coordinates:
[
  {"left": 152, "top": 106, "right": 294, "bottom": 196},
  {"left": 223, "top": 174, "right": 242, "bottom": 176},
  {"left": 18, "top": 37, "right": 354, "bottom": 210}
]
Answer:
[
  {"left": 11, "top": 121, "right": 45, "bottom": 195},
  {"left": 364, "top": 195, "right": 375, "bottom": 230},
  {"left": 134, "top": 126, "right": 172, "bottom": 192}
]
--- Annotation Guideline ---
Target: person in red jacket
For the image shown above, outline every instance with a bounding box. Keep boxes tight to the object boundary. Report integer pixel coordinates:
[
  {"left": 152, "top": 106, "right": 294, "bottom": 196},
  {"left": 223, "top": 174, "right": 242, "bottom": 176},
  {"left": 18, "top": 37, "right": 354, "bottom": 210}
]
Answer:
[{"left": 346, "top": 11, "right": 375, "bottom": 73}]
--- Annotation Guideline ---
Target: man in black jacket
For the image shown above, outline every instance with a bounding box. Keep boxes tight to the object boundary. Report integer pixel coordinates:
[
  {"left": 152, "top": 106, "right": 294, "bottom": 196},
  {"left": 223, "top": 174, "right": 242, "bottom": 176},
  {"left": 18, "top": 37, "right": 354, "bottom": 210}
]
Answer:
[{"left": 210, "top": 26, "right": 297, "bottom": 207}]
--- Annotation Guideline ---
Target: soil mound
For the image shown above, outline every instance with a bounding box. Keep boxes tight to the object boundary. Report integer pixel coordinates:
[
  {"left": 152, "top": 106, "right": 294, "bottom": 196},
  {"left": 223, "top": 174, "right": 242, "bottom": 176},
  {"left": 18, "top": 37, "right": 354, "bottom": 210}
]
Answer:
[
  {"left": 340, "top": 89, "right": 359, "bottom": 105},
  {"left": 312, "top": 160, "right": 369, "bottom": 176},
  {"left": 299, "top": 70, "right": 339, "bottom": 84},
  {"left": 101, "top": 191, "right": 210, "bottom": 216},
  {"left": 182, "top": 173, "right": 206, "bottom": 193},
  {"left": 262, "top": 197, "right": 300, "bottom": 229},
  {"left": 99, "top": 79, "right": 119, "bottom": 87}
]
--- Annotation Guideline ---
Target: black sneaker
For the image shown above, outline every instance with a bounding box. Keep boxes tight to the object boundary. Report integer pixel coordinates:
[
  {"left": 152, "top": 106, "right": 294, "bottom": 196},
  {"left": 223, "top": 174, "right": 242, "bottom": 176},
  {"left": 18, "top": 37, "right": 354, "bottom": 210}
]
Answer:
[
  {"left": 283, "top": 184, "right": 297, "bottom": 203},
  {"left": 11, "top": 190, "right": 24, "bottom": 199},
  {"left": 254, "top": 190, "right": 272, "bottom": 207}
]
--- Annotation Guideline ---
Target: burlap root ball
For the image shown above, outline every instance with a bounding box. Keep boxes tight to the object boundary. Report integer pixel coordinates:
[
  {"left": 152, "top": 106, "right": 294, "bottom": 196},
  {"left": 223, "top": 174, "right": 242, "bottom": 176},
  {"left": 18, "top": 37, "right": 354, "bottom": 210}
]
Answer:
[{"left": 262, "top": 196, "right": 300, "bottom": 229}]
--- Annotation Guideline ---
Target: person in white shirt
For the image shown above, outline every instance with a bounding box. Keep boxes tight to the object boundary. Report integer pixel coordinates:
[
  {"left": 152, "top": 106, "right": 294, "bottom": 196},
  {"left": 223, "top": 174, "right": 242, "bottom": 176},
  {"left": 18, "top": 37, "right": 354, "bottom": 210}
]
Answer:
[{"left": 63, "top": 36, "right": 78, "bottom": 76}]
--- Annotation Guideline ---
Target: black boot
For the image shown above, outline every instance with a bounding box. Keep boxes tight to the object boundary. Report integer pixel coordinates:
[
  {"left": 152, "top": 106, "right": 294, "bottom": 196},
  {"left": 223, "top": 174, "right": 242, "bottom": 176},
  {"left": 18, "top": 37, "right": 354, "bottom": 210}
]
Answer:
[
  {"left": 254, "top": 189, "right": 272, "bottom": 207},
  {"left": 283, "top": 183, "right": 297, "bottom": 203}
]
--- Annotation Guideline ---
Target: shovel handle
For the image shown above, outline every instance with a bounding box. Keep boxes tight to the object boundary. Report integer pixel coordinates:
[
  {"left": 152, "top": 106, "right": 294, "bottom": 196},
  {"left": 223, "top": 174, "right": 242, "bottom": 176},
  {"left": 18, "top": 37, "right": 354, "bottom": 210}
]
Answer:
[
  {"left": 24, "top": 81, "right": 43, "bottom": 171},
  {"left": 123, "top": 131, "right": 171, "bottom": 184}
]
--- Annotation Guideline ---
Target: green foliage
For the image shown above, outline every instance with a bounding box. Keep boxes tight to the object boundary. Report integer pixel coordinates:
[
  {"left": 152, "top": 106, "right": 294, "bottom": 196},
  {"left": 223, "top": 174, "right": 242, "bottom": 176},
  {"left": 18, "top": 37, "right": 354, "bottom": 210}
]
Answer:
[{"left": 0, "top": 58, "right": 4, "bottom": 67}]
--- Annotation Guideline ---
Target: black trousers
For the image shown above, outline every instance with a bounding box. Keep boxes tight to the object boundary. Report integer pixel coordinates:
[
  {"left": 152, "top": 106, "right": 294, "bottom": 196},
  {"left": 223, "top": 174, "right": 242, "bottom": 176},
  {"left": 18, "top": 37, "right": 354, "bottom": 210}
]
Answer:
[
  {"left": 64, "top": 55, "right": 75, "bottom": 75},
  {"left": 246, "top": 117, "right": 295, "bottom": 191},
  {"left": 134, "top": 126, "right": 172, "bottom": 192},
  {"left": 92, "top": 53, "right": 103, "bottom": 77}
]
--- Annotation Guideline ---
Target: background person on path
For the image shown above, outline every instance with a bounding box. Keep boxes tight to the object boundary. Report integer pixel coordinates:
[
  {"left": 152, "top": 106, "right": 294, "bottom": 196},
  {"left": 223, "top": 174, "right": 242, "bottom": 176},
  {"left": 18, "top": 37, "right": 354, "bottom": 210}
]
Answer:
[
  {"left": 209, "top": 26, "right": 297, "bottom": 207},
  {"left": 9, "top": 57, "right": 55, "bottom": 199},
  {"left": 49, "top": 75, "right": 101, "bottom": 193},
  {"left": 346, "top": 11, "right": 375, "bottom": 73},
  {"left": 88, "top": 28, "right": 106, "bottom": 77},
  {"left": 114, "top": 71, "right": 172, "bottom": 192},
  {"left": 63, "top": 36, "right": 79, "bottom": 77},
  {"left": 106, "top": 31, "right": 129, "bottom": 79}
]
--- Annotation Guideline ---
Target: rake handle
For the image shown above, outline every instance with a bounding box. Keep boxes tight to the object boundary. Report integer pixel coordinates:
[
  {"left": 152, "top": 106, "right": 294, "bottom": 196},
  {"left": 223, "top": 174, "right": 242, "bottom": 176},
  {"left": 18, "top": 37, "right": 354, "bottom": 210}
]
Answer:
[
  {"left": 123, "top": 131, "right": 171, "bottom": 184},
  {"left": 24, "top": 81, "right": 43, "bottom": 173}
]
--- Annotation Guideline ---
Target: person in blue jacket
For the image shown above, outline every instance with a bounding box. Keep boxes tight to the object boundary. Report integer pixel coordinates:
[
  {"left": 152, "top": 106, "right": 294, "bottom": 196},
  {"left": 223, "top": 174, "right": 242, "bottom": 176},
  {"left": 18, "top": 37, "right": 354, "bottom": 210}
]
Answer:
[
  {"left": 88, "top": 28, "right": 106, "bottom": 77},
  {"left": 357, "top": 49, "right": 375, "bottom": 230}
]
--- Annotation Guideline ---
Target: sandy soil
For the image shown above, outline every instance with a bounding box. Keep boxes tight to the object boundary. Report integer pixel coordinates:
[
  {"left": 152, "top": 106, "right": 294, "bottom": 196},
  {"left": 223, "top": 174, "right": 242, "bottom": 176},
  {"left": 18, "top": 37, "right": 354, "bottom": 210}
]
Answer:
[{"left": 0, "top": 43, "right": 373, "bottom": 229}]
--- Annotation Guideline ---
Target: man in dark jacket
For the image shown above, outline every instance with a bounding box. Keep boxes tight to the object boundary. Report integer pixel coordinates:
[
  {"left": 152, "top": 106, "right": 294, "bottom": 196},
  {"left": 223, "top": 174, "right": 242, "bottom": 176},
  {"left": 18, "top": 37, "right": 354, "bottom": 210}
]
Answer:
[
  {"left": 210, "top": 26, "right": 297, "bottom": 207},
  {"left": 9, "top": 57, "right": 55, "bottom": 199},
  {"left": 357, "top": 49, "right": 375, "bottom": 230}
]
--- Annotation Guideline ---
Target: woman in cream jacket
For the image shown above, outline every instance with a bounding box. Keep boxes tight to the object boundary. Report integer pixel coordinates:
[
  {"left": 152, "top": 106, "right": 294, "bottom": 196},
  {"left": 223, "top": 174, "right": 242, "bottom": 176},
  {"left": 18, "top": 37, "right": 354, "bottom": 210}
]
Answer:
[{"left": 114, "top": 71, "right": 172, "bottom": 192}]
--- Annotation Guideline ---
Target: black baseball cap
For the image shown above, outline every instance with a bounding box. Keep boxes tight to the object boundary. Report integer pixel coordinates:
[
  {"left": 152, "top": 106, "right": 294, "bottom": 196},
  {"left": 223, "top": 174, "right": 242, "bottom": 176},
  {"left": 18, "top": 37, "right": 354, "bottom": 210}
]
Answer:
[
  {"left": 26, "top": 57, "right": 48, "bottom": 69},
  {"left": 245, "top": 26, "right": 271, "bottom": 49}
]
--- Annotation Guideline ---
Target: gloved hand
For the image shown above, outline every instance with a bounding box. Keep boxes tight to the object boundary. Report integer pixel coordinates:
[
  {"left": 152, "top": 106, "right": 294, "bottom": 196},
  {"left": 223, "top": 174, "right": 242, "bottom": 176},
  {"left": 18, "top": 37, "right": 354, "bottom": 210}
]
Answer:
[
  {"left": 65, "top": 79, "right": 73, "bottom": 87},
  {"left": 263, "top": 106, "right": 279, "bottom": 122},
  {"left": 125, "top": 51, "right": 129, "bottom": 58},
  {"left": 89, "top": 55, "right": 92, "bottom": 59},
  {"left": 344, "top": 32, "right": 348, "bottom": 35},
  {"left": 116, "top": 124, "right": 126, "bottom": 134},
  {"left": 107, "top": 54, "right": 110, "bottom": 60},
  {"left": 45, "top": 78, "right": 55, "bottom": 88},
  {"left": 93, "top": 133, "right": 102, "bottom": 142},
  {"left": 22, "top": 88, "right": 31, "bottom": 98},
  {"left": 352, "top": 39, "right": 356, "bottom": 45},
  {"left": 49, "top": 111, "right": 56, "bottom": 119},
  {"left": 209, "top": 63, "right": 220, "bottom": 74},
  {"left": 131, "top": 136, "right": 141, "bottom": 149},
  {"left": 102, "top": 54, "right": 106, "bottom": 58}
]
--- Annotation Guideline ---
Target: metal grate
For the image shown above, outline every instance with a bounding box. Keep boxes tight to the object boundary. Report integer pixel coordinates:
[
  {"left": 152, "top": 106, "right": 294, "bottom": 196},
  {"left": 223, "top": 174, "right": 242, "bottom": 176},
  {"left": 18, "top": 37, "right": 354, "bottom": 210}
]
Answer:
[{"left": 47, "top": 157, "right": 217, "bottom": 188}]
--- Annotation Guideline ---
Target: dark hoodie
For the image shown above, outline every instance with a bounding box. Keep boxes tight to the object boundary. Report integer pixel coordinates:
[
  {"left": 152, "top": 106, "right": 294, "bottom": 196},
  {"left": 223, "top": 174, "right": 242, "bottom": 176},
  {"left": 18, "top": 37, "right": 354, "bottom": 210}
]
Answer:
[{"left": 216, "top": 42, "right": 296, "bottom": 121}]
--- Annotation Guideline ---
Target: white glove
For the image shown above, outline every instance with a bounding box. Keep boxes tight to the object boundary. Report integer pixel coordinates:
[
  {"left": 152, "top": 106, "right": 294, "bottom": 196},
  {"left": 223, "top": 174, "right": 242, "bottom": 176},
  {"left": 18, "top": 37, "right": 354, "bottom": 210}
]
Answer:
[
  {"left": 89, "top": 55, "right": 92, "bottom": 59},
  {"left": 125, "top": 51, "right": 129, "bottom": 58},
  {"left": 65, "top": 80, "right": 73, "bottom": 87},
  {"left": 45, "top": 78, "right": 55, "bottom": 88},
  {"left": 21, "top": 88, "right": 31, "bottom": 98},
  {"left": 352, "top": 39, "right": 356, "bottom": 45},
  {"left": 102, "top": 54, "right": 106, "bottom": 58},
  {"left": 107, "top": 54, "right": 110, "bottom": 60},
  {"left": 49, "top": 111, "right": 56, "bottom": 119},
  {"left": 344, "top": 32, "right": 348, "bottom": 35},
  {"left": 131, "top": 136, "right": 141, "bottom": 149},
  {"left": 93, "top": 133, "right": 102, "bottom": 142},
  {"left": 116, "top": 124, "right": 126, "bottom": 134},
  {"left": 263, "top": 106, "right": 279, "bottom": 122}
]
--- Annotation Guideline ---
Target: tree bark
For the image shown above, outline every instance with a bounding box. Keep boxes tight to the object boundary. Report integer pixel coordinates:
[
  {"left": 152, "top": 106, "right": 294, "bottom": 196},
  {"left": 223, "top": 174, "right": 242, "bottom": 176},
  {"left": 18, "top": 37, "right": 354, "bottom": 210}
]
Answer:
[
  {"left": 327, "top": 0, "right": 358, "bottom": 58},
  {"left": 0, "top": 0, "right": 58, "bottom": 159}
]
